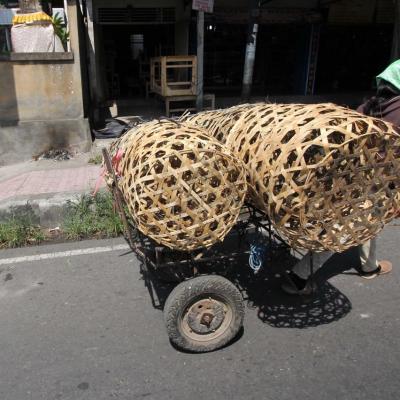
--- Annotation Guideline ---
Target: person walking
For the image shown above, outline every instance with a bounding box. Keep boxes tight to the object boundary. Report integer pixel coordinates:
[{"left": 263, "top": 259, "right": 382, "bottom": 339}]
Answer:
[{"left": 282, "top": 60, "right": 400, "bottom": 295}]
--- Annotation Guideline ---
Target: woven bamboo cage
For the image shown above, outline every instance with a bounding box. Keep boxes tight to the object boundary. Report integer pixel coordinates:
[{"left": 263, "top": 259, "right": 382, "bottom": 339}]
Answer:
[
  {"left": 182, "top": 103, "right": 256, "bottom": 144},
  {"left": 225, "top": 103, "right": 400, "bottom": 252},
  {"left": 113, "top": 120, "right": 247, "bottom": 251},
  {"left": 103, "top": 126, "right": 140, "bottom": 188}
]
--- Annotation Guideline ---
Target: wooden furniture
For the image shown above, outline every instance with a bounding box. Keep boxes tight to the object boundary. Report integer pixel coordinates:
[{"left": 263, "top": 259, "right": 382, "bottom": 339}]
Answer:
[{"left": 150, "top": 55, "right": 197, "bottom": 97}]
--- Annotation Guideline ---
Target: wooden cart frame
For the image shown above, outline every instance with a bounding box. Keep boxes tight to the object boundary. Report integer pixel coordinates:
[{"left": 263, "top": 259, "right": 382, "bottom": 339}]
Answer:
[{"left": 102, "top": 148, "right": 312, "bottom": 353}]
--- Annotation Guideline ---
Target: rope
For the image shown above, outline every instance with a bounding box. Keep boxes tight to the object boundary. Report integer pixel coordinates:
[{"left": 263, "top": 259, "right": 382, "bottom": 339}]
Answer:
[{"left": 249, "top": 242, "right": 266, "bottom": 273}]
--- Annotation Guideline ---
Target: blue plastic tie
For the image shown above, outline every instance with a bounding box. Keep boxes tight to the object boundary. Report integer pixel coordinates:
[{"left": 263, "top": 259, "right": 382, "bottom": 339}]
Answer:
[{"left": 249, "top": 243, "right": 266, "bottom": 273}]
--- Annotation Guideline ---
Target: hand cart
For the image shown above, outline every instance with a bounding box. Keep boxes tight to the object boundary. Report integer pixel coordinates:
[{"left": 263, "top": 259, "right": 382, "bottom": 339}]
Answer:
[{"left": 102, "top": 148, "right": 302, "bottom": 353}]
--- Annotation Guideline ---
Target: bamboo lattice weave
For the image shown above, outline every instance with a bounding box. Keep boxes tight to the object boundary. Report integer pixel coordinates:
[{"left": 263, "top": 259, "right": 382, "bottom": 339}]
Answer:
[
  {"left": 226, "top": 103, "right": 400, "bottom": 251},
  {"left": 182, "top": 104, "right": 256, "bottom": 144},
  {"left": 107, "top": 102, "right": 400, "bottom": 253},
  {"left": 113, "top": 120, "right": 247, "bottom": 251}
]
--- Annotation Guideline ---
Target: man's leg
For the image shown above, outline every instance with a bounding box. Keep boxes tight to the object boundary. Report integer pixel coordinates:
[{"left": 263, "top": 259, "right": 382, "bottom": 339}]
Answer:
[
  {"left": 358, "top": 238, "right": 392, "bottom": 279},
  {"left": 359, "top": 238, "right": 378, "bottom": 273},
  {"left": 292, "top": 250, "right": 333, "bottom": 279},
  {"left": 282, "top": 250, "right": 333, "bottom": 294}
]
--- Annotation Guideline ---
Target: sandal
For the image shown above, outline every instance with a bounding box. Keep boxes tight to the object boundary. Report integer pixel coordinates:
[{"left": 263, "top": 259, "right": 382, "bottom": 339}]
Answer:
[{"left": 360, "top": 260, "right": 392, "bottom": 280}]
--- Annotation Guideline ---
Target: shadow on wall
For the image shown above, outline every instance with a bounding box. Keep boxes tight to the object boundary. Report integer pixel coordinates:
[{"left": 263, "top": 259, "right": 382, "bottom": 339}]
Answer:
[{"left": 0, "top": 60, "right": 19, "bottom": 126}]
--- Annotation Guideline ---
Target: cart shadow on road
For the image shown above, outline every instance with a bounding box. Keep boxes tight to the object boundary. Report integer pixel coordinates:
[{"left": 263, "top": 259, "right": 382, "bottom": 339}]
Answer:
[
  {"left": 133, "top": 240, "right": 358, "bottom": 330},
  {"left": 237, "top": 275, "right": 352, "bottom": 329},
  {"left": 123, "top": 217, "right": 364, "bottom": 331},
  {"left": 230, "top": 247, "right": 362, "bottom": 329}
]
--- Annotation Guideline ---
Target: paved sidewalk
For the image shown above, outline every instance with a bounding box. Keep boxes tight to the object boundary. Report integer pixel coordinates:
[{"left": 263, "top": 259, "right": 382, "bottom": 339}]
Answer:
[
  {"left": 0, "top": 143, "right": 112, "bottom": 226},
  {"left": 0, "top": 164, "right": 103, "bottom": 202}
]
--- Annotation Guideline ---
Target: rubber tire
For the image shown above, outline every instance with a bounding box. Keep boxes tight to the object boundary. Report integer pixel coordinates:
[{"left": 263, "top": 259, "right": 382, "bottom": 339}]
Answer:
[{"left": 163, "top": 275, "right": 244, "bottom": 353}]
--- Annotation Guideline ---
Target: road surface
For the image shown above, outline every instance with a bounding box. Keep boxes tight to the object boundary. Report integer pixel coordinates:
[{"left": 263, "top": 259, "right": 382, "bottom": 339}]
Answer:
[{"left": 0, "top": 226, "right": 399, "bottom": 400}]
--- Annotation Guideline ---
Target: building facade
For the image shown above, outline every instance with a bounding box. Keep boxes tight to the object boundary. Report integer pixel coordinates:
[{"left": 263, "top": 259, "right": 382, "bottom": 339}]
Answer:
[
  {"left": 0, "top": 0, "right": 91, "bottom": 165},
  {"left": 0, "top": 0, "right": 398, "bottom": 165}
]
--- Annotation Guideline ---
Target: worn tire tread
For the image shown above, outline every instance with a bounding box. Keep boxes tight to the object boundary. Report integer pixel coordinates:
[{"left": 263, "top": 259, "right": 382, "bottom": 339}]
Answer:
[{"left": 164, "top": 275, "right": 244, "bottom": 353}]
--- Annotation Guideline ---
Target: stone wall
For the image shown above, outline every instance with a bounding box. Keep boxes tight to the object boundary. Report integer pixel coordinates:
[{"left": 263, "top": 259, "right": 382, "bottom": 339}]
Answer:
[{"left": 0, "top": 1, "right": 91, "bottom": 166}]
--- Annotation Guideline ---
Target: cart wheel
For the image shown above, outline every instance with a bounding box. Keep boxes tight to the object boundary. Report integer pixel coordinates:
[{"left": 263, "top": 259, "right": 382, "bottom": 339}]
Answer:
[{"left": 163, "top": 275, "right": 244, "bottom": 353}]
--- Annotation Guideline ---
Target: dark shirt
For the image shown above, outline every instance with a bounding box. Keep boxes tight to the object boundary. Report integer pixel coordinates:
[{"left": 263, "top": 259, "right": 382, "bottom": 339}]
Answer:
[
  {"left": 357, "top": 95, "right": 400, "bottom": 127},
  {"left": 358, "top": 95, "right": 400, "bottom": 218}
]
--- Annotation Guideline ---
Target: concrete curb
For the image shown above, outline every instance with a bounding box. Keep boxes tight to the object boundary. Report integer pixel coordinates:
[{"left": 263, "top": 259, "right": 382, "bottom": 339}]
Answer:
[{"left": 0, "top": 189, "right": 107, "bottom": 228}]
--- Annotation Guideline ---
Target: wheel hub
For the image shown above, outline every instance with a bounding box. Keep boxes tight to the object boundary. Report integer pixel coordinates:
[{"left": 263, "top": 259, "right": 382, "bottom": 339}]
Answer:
[{"left": 186, "top": 299, "right": 226, "bottom": 334}]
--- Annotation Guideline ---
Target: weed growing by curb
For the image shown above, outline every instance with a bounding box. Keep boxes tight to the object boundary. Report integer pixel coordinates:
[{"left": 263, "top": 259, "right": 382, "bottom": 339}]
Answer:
[
  {"left": 63, "top": 192, "right": 123, "bottom": 240},
  {"left": 88, "top": 154, "right": 103, "bottom": 165},
  {"left": 0, "top": 193, "right": 124, "bottom": 248},
  {"left": 0, "top": 216, "right": 44, "bottom": 249}
]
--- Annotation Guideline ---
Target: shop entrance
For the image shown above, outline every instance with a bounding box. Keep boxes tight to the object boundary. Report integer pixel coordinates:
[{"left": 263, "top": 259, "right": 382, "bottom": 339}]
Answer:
[{"left": 100, "top": 24, "right": 175, "bottom": 100}]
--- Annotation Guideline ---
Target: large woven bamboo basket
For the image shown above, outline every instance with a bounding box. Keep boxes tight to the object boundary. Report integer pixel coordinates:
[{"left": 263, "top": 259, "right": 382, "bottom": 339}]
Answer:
[
  {"left": 103, "top": 126, "right": 141, "bottom": 188},
  {"left": 182, "top": 103, "right": 256, "bottom": 144},
  {"left": 225, "top": 103, "right": 400, "bottom": 252},
  {"left": 114, "top": 120, "right": 247, "bottom": 251}
]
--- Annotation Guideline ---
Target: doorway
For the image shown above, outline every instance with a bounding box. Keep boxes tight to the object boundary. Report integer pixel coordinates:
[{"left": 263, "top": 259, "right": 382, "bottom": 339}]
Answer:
[{"left": 100, "top": 24, "right": 175, "bottom": 101}]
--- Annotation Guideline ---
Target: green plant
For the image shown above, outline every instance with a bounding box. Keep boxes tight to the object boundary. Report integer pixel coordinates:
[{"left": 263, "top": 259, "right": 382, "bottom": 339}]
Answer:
[
  {"left": 52, "top": 12, "right": 69, "bottom": 49},
  {"left": 63, "top": 192, "right": 123, "bottom": 240},
  {"left": 88, "top": 154, "right": 103, "bottom": 165},
  {"left": 0, "top": 216, "right": 45, "bottom": 249}
]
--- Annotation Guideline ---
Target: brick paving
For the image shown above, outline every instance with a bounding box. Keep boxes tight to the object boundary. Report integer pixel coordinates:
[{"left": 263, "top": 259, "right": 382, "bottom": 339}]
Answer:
[{"left": 0, "top": 165, "right": 104, "bottom": 202}]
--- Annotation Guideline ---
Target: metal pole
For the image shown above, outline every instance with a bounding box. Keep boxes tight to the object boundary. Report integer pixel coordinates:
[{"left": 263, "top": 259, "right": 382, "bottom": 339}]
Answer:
[
  {"left": 5, "top": 27, "right": 12, "bottom": 51},
  {"left": 196, "top": 10, "right": 204, "bottom": 111},
  {"left": 391, "top": 0, "right": 400, "bottom": 61},
  {"left": 241, "top": 1, "right": 259, "bottom": 102},
  {"left": 309, "top": 251, "right": 315, "bottom": 296},
  {"left": 304, "top": 24, "right": 321, "bottom": 95},
  {"left": 102, "top": 149, "right": 140, "bottom": 256},
  {"left": 83, "top": 0, "right": 102, "bottom": 124}
]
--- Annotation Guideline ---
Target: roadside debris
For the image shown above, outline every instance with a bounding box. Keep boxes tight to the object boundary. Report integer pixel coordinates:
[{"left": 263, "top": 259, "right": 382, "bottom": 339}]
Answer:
[
  {"left": 36, "top": 149, "right": 73, "bottom": 161},
  {"left": 92, "top": 117, "right": 145, "bottom": 139}
]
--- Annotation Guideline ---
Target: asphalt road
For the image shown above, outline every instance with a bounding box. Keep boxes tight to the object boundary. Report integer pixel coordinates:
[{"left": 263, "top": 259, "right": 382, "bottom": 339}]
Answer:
[{"left": 0, "top": 225, "right": 400, "bottom": 400}]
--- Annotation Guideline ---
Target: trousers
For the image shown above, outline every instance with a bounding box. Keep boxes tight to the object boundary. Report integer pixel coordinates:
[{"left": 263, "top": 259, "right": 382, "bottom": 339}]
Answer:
[{"left": 292, "top": 238, "right": 378, "bottom": 280}]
